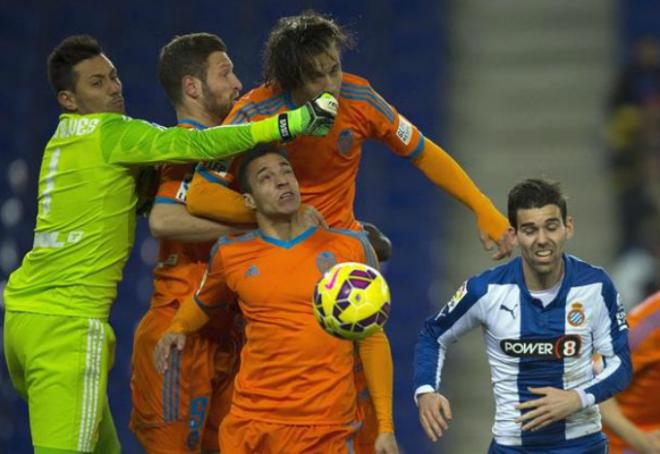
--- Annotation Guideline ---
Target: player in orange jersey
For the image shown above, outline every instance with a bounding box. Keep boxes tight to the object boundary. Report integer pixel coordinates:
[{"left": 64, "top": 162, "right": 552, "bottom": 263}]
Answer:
[
  {"left": 129, "top": 33, "right": 246, "bottom": 454},
  {"left": 154, "top": 144, "right": 398, "bottom": 453},
  {"left": 182, "top": 11, "right": 512, "bottom": 453},
  {"left": 600, "top": 291, "right": 660, "bottom": 454}
]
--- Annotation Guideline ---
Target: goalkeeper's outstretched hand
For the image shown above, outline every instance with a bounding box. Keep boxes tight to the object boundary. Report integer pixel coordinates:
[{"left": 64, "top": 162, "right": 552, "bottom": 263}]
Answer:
[{"left": 279, "top": 92, "right": 338, "bottom": 141}]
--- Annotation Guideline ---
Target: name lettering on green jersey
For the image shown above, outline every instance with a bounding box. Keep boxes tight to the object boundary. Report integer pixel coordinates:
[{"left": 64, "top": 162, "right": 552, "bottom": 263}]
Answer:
[
  {"left": 55, "top": 118, "right": 100, "bottom": 139},
  {"left": 34, "top": 230, "right": 85, "bottom": 249}
]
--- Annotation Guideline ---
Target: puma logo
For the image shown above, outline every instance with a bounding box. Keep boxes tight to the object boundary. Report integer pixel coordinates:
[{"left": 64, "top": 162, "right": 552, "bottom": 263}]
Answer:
[{"left": 499, "top": 303, "right": 518, "bottom": 320}]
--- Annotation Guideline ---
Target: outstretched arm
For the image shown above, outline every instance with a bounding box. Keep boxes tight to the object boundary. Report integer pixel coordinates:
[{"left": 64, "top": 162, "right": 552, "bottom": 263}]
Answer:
[
  {"left": 410, "top": 138, "right": 512, "bottom": 260},
  {"left": 600, "top": 397, "right": 660, "bottom": 454},
  {"left": 102, "top": 92, "right": 338, "bottom": 165}
]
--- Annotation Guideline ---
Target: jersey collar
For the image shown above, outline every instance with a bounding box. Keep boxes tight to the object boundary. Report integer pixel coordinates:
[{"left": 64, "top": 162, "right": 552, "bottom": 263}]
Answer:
[{"left": 258, "top": 226, "right": 317, "bottom": 249}]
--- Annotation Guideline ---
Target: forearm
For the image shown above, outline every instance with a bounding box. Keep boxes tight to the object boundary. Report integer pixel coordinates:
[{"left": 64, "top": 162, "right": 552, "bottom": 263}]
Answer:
[
  {"left": 186, "top": 172, "right": 256, "bottom": 225},
  {"left": 600, "top": 397, "right": 648, "bottom": 449},
  {"left": 411, "top": 139, "right": 509, "bottom": 240},
  {"left": 102, "top": 115, "right": 285, "bottom": 165},
  {"left": 358, "top": 330, "right": 394, "bottom": 433},
  {"left": 169, "top": 297, "right": 210, "bottom": 334},
  {"left": 150, "top": 203, "right": 237, "bottom": 242},
  {"left": 579, "top": 349, "right": 632, "bottom": 405},
  {"left": 413, "top": 325, "right": 447, "bottom": 397}
]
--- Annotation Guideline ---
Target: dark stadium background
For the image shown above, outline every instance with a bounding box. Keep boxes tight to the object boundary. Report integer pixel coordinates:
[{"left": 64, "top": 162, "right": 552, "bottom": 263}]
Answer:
[{"left": 1, "top": 0, "right": 658, "bottom": 453}]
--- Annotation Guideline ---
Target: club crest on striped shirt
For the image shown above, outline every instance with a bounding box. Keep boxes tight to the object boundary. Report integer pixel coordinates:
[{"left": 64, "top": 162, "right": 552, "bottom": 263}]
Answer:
[{"left": 567, "top": 302, "right": 585, "bottom": 327}]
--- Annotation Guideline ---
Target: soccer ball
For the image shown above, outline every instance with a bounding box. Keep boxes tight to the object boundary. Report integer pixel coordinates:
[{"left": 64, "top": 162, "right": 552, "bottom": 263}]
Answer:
[{"left": 313, "top": 262, "right": 391, "bottom": 341}]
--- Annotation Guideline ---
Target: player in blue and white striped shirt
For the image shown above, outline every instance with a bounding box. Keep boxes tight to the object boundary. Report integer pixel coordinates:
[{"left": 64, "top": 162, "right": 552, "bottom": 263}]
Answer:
[{"left": 414, "top": 178, "right": 632, "bottom": 453}]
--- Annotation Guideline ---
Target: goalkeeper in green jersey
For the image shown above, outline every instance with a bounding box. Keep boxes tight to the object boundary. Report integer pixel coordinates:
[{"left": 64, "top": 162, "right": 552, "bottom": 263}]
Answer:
[{"left": 2, "top": 34, "right": 337, "bottom": 454}]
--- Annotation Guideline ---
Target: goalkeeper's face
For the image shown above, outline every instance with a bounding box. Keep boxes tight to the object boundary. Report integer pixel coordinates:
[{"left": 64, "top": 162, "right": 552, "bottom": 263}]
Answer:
[
  {"left": 63, "top": 54, "right": 125, "bottom": 114},
  {"left": 243, "top": 153, "right": 301, "bottom": 219},
  {"left": 293, "top": 44, "right": 343, "bottom": 105}
]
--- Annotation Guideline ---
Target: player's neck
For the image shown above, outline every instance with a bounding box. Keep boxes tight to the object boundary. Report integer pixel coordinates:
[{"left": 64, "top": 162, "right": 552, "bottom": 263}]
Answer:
[
  {"left": 522, "top": 259, "right": 564, "bottom": 292},
  {"left": 175, "top": 105, "right": 221, "bottom": 128},
  {"left": 257, "top": 213, "right": 308, "bottom": 242}
]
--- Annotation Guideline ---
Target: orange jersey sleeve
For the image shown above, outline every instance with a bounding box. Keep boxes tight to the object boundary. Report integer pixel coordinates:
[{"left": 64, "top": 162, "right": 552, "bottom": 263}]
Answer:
[
  {"left": 150, "top": 163, "right": 217, "bottom": 308},
  {"left": 193, "top": 238, "right": 238, "bottom": 312},
  {"left": 155, "top": 163, "right": 194, "bottom": 205},
  {"left": 411, "top": 139, "right": 510, "bottom": 241},
  {"left": 606, "top": 292, "right": 660, "bottom": 450},
  {"left": 186, "top": 168, "right": 256, "bottom": 225}
]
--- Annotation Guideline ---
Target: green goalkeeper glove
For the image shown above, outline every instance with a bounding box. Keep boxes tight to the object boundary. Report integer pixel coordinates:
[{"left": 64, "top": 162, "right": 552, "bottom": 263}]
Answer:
[{"left": 251, "top": 92, "right": 338, "bottom": 143}]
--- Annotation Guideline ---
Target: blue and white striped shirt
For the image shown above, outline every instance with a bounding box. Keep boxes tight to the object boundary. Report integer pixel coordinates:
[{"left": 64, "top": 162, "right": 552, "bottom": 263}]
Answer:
[{"left": 413, "top": 255, "right": 632, "bottom": 447}]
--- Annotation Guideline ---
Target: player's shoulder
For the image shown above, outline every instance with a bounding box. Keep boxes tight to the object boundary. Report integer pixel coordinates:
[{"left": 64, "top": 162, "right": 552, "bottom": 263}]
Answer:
[
  {"left": 469, "top": 258, "right": 520, "bottom": 289},
  {"left": 339, "top": 73, "right": 396, "bottom": 123},
  {"left": 324, "top": 226, "right": 368, "bottom": 239},
  {"left": 341, "top": 72, "right": 372, "bottom": 87},
  {"left": 210, "top": 230, "right": 261, "bottom": 256},
  {"left": 227, "top": 84, "right": 290, "bottom": 124},
  {"left": 566, "top": 254, "right": 614, "bottom": 287}
]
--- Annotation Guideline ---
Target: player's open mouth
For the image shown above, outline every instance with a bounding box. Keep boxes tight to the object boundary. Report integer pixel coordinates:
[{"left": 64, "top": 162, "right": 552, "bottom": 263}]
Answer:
[
  {"left": 534, "top": 250, "right": 554, "bottom": 262},
  {"left": 279, "top": 191, "right": 295, "bottom": 201}
]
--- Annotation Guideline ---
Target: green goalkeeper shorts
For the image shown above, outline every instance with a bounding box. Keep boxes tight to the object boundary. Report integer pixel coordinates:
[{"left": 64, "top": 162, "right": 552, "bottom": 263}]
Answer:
[{"left": 3, "top": 310, "right": 117, "bottom": 452}]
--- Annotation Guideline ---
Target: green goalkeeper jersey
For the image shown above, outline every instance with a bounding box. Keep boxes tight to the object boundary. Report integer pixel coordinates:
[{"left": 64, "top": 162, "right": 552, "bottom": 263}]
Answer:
[{"left": 4, "top": 112, "right": 266, "bottom": 319}]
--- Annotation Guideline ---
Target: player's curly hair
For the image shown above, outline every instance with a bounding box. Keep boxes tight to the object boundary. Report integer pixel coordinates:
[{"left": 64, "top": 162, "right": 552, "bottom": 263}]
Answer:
[
  {"left": 158, "top": 33, "right": 227, "bottom": 105},
  {"left": 47, "top": 35, "right": 103, "bottom": 93},
  {"left": 263, "top": 10, "right": 355, "bottom": 92},
  {"left": 507, "top": 178, "right": 568, "bottom": 229}
]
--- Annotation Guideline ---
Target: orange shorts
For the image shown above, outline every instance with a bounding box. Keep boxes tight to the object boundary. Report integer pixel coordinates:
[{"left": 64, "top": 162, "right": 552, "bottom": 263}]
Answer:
[
  {"left": 130, "top": 303, "right": 240, "bottom": 454},
  {"left": 219, "top": 413, "right": 361, "bottom": 454}
]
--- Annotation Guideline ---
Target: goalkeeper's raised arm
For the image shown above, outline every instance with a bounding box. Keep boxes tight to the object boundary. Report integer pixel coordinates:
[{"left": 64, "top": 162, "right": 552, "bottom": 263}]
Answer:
[{"left": 100, "top": 91, "right": 338, "bottom": 166}]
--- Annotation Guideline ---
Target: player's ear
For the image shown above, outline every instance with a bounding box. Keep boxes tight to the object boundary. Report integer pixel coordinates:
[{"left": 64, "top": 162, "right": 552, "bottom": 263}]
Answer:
[
  {"left": 510, "top": 226, "right": 519, "bottom": 246},
  {"left": 565, "top": 216, "right": 574, "bottom": 240},
  {"left": 182, "top": 75, "right": 202, "bottom": 100},
  {"left": 57, "top": 90, "right": 78, "bottom": 112},
  {"left": 242, "top": 192, "right": 256, "bottom": 210}
]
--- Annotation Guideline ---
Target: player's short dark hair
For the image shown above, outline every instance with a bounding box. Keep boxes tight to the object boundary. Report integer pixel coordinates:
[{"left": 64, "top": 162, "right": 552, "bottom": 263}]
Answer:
[
  {"left": 158, "top": 33, "right": 227, "bottom": 105},
  {"left": 507, "top": 178, "right": 568, "bottom": 229},
  {"left": 238, "top": 143, "right": 289, "bottom": 194},
  {"left": 47, "top": 35, "right": 103, "bottom": 93},
  {"left": 263, "top": 10, "right": 354, "bottom": 92}
]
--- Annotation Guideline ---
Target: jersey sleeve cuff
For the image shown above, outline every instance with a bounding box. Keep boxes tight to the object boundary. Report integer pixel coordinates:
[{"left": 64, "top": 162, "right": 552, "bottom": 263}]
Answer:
[
  {"left": 575, "top": 389, "right": 595, "bottom": 408},
  {"left": 414, "top": 385, "right": 436, "bottom": 406}
]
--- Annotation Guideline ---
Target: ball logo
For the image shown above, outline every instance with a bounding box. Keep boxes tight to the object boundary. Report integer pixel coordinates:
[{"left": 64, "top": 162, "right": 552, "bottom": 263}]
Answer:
[
  {"left": 500, "top": 335, "right": 582, "bottom": 359},
  {"left": 567, "top": 302, "right": 585, "bottom": 327}
]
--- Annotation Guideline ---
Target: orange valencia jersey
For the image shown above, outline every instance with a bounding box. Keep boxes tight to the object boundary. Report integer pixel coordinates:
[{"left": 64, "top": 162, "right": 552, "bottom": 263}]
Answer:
[
  {"left": 150, "top": 121, "right": 238, "bottom": 333},
  {"left": 220, "top": 73, "right": 425, "bottom": 230},
  {"left": 605, "top": 291, "right": 660, "bottom": 452},
  {"left": 151, "top": 162, "right": 214, "bottom": 308},
  {"left": 194, "top": 226, "right": 379, "bottom": 425}
]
